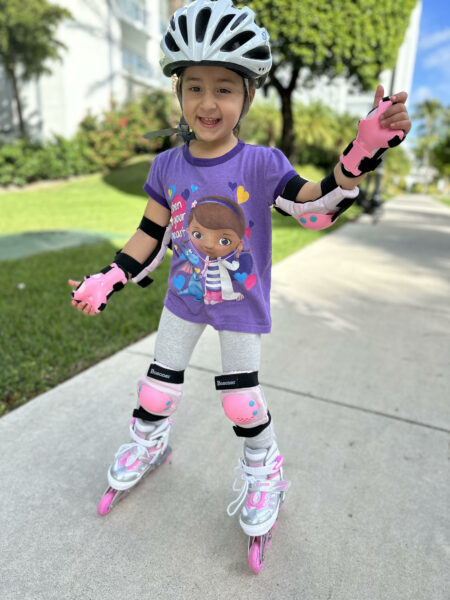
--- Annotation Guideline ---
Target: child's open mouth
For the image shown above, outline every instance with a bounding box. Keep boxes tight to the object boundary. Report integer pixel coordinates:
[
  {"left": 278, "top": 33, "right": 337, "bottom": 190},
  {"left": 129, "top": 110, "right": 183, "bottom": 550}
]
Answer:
[{"left": 198, "top": 117, "right": 221, "bottom": 128}]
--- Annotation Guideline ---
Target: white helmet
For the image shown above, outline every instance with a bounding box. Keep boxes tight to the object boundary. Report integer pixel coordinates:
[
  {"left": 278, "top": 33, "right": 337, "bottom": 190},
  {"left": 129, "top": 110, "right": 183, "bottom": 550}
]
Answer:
[{"left": 161, "top": 0, "right": 272, "bottom": 87}]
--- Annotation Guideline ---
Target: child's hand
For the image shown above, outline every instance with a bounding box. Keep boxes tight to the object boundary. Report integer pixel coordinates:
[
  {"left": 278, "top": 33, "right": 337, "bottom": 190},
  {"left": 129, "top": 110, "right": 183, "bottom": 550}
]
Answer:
[
  {"left": 373, "top": 84, "right": 411, "bottom": 135},
  {"left": 68, "top": 279, "right": 99, "bottom": 316}
]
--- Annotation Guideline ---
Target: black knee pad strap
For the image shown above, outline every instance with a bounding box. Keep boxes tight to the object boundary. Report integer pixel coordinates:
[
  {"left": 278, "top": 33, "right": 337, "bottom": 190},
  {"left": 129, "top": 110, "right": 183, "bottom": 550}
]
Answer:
[
  {"left": 232, "top": 411, "right": 272, "bottom": 438},
  {"left": 133, "top": 406, "right": 168, "bottom": 422}
]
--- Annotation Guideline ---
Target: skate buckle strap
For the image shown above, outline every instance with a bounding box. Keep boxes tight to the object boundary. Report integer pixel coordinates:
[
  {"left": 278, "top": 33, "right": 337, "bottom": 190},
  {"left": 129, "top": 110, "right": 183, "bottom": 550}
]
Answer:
[
  {"left": 115, "top": 442, "right": 156, "bottom": 467},
  {"left": 226, "top": 458, "right": 290, "bottom": 517},
  {"left": 128, "top": 421, "right": 170, "bottom": 451}
]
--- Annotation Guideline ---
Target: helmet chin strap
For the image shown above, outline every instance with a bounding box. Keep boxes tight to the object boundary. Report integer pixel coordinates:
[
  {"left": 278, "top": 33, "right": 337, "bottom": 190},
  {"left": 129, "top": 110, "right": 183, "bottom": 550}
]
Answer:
[{"left": 144, "top": 72, "right": 250, "bottom": 143}]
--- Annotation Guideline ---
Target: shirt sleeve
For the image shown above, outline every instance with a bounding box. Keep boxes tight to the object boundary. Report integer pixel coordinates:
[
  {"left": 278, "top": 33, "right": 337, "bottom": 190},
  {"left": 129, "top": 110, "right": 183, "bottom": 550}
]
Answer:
[
  {"left": 143, "top": 153, "right": 170, "bottom": 209},
  {"left": 265, "top": 148, "right": 298, "bottom": 205}
]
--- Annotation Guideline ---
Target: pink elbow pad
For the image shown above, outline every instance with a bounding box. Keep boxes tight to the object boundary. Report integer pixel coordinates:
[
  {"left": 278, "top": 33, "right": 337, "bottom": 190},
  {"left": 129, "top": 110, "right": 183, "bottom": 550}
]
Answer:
[{"left": 340, "top": 99, "right": 405, "bottom": 177}]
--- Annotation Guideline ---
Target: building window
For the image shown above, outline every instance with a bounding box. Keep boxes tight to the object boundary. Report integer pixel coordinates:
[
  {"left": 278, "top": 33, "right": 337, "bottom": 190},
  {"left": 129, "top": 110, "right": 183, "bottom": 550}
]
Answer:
[{"left": 122, "top": 49, "right": 154, "bottom": 81}]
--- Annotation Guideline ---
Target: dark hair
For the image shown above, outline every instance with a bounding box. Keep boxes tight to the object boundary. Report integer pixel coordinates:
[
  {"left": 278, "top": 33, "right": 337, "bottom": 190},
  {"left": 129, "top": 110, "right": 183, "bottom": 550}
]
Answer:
[{"left": 188, "top": 196, "right": 246, "bottom": 239}]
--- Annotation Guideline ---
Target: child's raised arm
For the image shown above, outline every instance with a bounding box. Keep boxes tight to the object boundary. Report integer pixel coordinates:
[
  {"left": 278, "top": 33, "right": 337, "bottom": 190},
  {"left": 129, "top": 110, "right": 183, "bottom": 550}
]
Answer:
[
  {"left": 274, "top": 85, "right": 411, "bottom": 230},
  {"left": 296, "top": 85, "right": 411, "bottom": 202},
  {"left": 69, "top": 198, "right": 171, "bottom": 316}
]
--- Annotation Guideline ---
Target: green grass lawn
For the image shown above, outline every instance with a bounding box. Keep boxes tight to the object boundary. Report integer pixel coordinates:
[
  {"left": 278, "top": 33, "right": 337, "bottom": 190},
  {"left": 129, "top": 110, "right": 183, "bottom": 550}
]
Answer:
[
  {"left": 435, "top": 195, "right": 450, "bottom": 208},
  {"left": 0, "top": 156, "right": 360, "bottom": 415}
]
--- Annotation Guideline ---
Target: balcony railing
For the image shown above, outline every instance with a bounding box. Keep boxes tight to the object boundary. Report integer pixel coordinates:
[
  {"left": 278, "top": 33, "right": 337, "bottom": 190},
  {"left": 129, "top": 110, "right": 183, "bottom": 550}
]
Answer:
[
  {"left": 117, "top": 0, "right": 148, "bottom": 29},
  {"left": 122, "top": 49, "right": 154, "bottom": 82}
]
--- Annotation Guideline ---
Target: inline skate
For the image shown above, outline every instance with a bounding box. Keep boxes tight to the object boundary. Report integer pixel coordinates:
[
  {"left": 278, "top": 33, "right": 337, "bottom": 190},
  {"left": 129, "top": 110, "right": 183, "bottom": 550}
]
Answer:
[
  {"left": 227, "top": 441, "right": 290, "bottom": 573},
  {"left": 98, "top": 417, "right": 172, "bottom": 515}
]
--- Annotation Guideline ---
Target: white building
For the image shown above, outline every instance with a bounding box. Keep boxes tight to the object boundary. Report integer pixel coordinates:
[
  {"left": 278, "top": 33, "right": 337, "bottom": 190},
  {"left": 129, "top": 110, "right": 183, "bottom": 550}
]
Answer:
[{"left": 0, "top": 0, "right": 185, "bottom": 141}]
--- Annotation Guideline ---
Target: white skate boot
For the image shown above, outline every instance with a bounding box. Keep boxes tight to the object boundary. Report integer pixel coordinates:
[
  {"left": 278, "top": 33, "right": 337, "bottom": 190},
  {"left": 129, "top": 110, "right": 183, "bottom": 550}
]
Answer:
[
  {"left": 227, "top": 441, "right": 290, "bottom": 573},
  {"left": 98, "top": 417, "right": 172, "bottom": 515}
]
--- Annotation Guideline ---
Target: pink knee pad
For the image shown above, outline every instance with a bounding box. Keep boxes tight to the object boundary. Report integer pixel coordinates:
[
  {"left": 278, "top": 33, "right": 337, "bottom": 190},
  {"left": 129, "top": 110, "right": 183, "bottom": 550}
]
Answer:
[
  {"left": 137, "top": 374, "right": 183, "bottom": 417},
  {"left": 222, "top": 386, "right": 268, "bottom": 429}
]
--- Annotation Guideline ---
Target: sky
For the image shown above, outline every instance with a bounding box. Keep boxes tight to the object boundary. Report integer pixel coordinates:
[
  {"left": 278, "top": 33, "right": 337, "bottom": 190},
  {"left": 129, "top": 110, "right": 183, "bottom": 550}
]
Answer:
[{"left": 410, "top": 0, "right": 450, "bottom": 109}]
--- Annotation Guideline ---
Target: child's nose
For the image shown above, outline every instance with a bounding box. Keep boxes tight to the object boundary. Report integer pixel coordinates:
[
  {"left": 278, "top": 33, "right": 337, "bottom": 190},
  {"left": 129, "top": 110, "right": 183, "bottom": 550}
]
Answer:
[{"left": 200, "top": 91, "right": 218, "bottom": 110}]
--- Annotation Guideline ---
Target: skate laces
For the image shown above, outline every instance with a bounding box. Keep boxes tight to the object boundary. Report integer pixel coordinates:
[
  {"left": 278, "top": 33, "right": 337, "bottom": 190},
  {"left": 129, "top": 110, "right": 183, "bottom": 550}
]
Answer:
[
  {"left": 114, "top": 421, "right": 170, "bottom": 467},
  {"left": 226, "top": 458, "right": 289, "bottom": 517},
  {"left": 115, "top": 442, "right": 156, "bottom": 467}
]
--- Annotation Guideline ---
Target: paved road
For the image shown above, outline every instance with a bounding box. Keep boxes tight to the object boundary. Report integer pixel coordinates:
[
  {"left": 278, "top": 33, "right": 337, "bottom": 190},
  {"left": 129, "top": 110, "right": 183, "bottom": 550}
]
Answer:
[{"left": 1, "top": 195, "right": 449, "bottom": 599}]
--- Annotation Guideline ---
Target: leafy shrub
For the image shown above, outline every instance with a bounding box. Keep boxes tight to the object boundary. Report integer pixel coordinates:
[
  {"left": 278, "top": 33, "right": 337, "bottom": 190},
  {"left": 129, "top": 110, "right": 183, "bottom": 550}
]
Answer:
[
  {"left": 0, "top": 137, "right": 97, "bottom": 186},
  {"left": 76, "top": 91, "right": 178, "bottom": 170},
  {"left": 294, "top": 102, "right": 357, "bottom": 170},
  {"left": 239, "top": 99, "right": 282, "bottom": 147}
]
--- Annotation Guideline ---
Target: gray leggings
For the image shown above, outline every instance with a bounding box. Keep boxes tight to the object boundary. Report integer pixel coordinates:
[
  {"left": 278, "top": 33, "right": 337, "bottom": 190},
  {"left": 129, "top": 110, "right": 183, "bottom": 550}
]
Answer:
[
  {"left": 153, "top": 307, "right": 275, "bottom": 448},
  {"left": 154, "top": 306, "right": 261, "bottom": 372}
]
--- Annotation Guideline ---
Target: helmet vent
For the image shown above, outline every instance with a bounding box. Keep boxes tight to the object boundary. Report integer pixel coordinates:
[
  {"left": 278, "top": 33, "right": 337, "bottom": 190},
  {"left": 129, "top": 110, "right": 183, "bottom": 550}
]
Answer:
[
  {"left": 243, "top": 46, "right": 271, "bottom": 60},
  {"left": 170, "top": 16, "right": 175, "bottom": 31},
  {"left": 179, "top": 14, "right": 188, "bottom": 45},
  {"left": 221, "top": 31, "right": 255, "bottom": 52},
  {"left": 230, "top": 13, "right": 248, "bottom": 31},
  {"left": 165, "top": 32, "right": 180, "bottom": 52},
  {"left": 211, "top": 14, "right": 234, "bottom": 44},
  {"left": 196, "top": 8, "right": 211, "bottom": 42}
]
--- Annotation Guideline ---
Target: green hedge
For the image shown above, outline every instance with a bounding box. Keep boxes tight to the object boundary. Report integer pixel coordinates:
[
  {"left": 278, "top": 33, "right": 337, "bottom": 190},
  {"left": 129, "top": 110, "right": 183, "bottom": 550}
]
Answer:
[
  {"left": 0, "top": 136, "right": 98, "bottom": 186},
  {"left": 0, "top": 91, "right": 176, "bottom": 187}
]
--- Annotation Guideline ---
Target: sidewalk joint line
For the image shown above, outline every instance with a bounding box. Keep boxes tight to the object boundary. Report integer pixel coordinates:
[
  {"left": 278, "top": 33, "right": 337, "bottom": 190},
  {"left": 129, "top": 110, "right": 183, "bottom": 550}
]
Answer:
[
  {"left": 186, "top": 363, "right": 450, "bottom": 435},
  {"left": 124, "top": 353, "right": 450, "bottom": 434}
]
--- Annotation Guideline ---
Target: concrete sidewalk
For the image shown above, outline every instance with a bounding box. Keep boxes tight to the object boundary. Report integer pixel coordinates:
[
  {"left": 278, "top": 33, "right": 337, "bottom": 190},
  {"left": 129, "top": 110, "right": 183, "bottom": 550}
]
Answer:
[{"left": 1, "top": 195, "right": 449, "bottom": 600}]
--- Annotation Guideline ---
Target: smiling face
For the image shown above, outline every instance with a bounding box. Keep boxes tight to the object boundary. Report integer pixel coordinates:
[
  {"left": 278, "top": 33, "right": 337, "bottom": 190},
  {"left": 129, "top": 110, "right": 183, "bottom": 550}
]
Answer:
[
  {"left": 181, "top": 65, "right": 249, "bottom": 147},
  {"left": 187, "top": 215, "right": 243, "bottom": 258}
]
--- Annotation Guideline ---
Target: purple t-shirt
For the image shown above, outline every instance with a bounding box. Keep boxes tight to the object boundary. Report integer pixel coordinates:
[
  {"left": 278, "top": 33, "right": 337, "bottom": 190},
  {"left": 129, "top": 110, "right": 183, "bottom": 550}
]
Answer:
[{"left": 144, "top": 140, "right": 296, "bottom": 333}]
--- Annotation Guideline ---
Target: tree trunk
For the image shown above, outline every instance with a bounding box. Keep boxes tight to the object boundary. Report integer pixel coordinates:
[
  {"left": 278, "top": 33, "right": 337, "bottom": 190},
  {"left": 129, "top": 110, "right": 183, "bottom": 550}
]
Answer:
[
  {"left": 10, "top": 64, "right": 26, "bottom": 138},
  {"left": 270, "top": 67, "right": 300, "bottom": 162}
]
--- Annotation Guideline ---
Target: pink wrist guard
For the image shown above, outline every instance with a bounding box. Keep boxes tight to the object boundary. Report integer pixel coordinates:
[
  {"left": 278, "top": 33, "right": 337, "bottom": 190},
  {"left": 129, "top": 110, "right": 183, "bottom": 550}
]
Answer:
[
  {"left": 72, "top": 263, "right": 128, "bottom": 313},
  {"left": 340, "top": 98, "right": 405, "bottom": 177}
]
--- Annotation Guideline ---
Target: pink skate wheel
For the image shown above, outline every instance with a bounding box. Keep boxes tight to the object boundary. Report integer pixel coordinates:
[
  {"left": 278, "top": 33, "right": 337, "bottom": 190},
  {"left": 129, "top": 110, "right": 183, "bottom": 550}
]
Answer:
[
  {"left": 297, "top": 212, "right": 335, "bottom": 230},
  {"left": 248, "top": 539, "right": 263, "bottom": 574},
  {"left": 97, "top": 490, "right": 117, "bottom": 515}
]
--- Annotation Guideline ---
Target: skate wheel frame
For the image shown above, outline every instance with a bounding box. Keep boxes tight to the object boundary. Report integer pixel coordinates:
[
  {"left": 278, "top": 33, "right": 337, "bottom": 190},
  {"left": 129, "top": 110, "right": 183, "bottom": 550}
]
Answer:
[
  {"left": 248, "top": 520, "right": 277, "bottom": 574},
  {"left": 97, "top": 488, "right": 124, "bottom": 515},
  {"left": 97, "top": 445, "right": 172, "bottom": 515}
]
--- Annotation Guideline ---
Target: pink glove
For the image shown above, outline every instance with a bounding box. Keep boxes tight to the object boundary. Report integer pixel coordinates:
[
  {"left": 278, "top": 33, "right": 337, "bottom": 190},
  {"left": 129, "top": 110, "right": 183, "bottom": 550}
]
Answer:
[
  {"left": 72, "top": 263, "right": 128, "bottom": 313},
  {"left": 340, "top": 98, "right": 405, "bottom": 177}
]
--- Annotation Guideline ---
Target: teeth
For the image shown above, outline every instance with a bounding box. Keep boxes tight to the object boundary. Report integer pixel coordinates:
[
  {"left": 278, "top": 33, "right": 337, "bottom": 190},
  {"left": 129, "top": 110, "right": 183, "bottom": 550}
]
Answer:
[{"left": 201, "top": 118, "right": 219, "bottom": 124}]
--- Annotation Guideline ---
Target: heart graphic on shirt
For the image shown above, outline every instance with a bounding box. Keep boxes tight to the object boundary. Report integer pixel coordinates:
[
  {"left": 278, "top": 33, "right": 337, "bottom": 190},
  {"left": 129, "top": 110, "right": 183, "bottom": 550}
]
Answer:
[
  {"left": 194, "top": 268, "right": 201, "bottom": 273},
  {"left": 181, "top": 189, "right": 190, "bottom": 201},
  {"left": 173, "top": 275, "right": 185, "bottom": 290},
  {"left": 237, "top": 186, "right": 249, "bottom": 204},
  {"left": 190, "top": 184, "right": 198, "bottom": 192},
  {"left": 228, "top": 182, "right": 237, "bottom": 191},
  {"left": 168, "top": 186, "right": 175, "bottom": 198},
  {"left": 244, "top": 274, "right": 257, "bottom": 290},
  {"left": 234, "top": 272, "right": 247, "bottom": 284}
]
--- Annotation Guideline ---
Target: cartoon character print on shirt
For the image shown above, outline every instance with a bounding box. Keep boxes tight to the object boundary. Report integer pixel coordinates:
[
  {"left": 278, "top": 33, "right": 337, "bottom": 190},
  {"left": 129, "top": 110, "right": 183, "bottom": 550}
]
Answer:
[{"left": 168, "top": 186, "right": 257, "bottom": 305}]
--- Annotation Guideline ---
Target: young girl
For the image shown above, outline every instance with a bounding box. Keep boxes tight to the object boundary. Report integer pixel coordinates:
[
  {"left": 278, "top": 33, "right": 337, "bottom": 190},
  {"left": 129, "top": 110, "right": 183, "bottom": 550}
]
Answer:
[{"left": 70, "top": 0, "right": 411, "bottom": 572}]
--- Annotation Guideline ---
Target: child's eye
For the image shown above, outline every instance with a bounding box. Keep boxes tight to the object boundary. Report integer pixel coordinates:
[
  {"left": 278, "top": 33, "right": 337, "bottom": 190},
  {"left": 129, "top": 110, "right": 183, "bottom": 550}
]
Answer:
[
  {"left": 219, "top": 88, "right": 231, "bottom": 94},
  {"left": 189, "top": 87, "right": 201, "bottom": 93},
  {"left": 192, "top": 231, "right": 202, "bottom": 240},
  {"left": 219, "top": 238, "right": 231, "bottom": 246}
]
